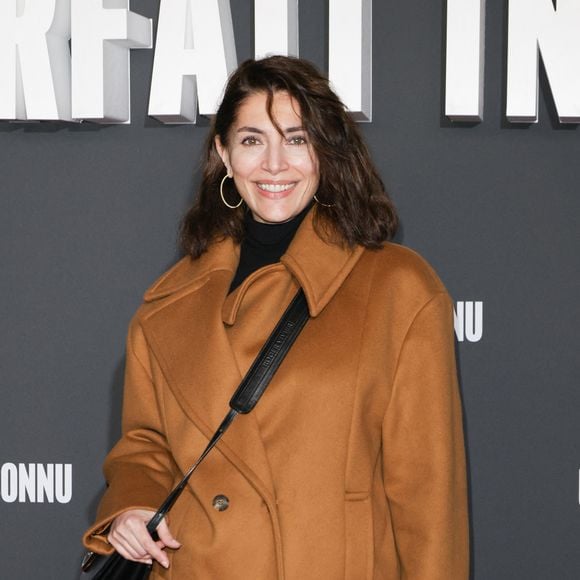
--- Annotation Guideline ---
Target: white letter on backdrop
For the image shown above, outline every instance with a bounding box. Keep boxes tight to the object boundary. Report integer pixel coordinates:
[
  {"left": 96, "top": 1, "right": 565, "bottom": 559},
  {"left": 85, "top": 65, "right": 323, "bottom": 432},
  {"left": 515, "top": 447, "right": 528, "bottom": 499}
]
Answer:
[
  {"left": 328, "top": 0, "right": 372, "bottom": 121},
  {"left": 0, "top": 463, "right": 18, "bottom": 503},
  {"left": 71, "top": 0, "right": 152, "bottom": 123},
  {"left": 507, "top": 0, "right": 580, "bottom": 123},
  {"left": 445, "top": 0, "right": 486, "bottom": 121},
  {"left": 0, "top": 0, "right": 71, "bottom": 121},
  {"left": 254, "top": 0, "right": 299, "bottom": 59},
  {"left": 148, "top": 0, "right": 237, "bottom": 123},
  {"left": 54, "top": 464, "right": 72, "bottom": 503}
]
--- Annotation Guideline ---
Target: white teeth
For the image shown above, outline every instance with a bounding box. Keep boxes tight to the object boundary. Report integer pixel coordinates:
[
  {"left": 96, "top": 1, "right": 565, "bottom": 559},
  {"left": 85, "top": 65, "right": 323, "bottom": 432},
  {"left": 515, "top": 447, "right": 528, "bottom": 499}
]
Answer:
[{"left": 258, "top": 183, "right": 295, "bottom": 193}]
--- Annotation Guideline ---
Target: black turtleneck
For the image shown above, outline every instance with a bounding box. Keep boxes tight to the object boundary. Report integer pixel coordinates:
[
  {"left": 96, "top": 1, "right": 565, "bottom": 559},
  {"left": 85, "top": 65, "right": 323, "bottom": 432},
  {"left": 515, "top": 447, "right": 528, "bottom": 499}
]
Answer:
[{"left": 229, "top": 204, "right": 312, "bottom": 293}]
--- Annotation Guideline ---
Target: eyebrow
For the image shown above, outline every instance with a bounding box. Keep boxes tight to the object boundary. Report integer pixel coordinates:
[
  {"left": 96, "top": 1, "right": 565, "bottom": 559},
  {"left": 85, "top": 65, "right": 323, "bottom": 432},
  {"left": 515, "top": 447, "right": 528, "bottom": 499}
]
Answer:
[{"left": 236, "top": 125, "right": 304, "bottom": 134}]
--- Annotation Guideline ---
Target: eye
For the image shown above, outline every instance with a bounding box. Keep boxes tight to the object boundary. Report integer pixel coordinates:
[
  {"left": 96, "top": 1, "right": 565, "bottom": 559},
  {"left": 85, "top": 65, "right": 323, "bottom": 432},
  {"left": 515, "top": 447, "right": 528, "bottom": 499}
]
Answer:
[
  {"left": 241, "top": 135, "right": 260, "bottom": 146},
  {"left": 287, "top": 135, "right": 307, "bottom": 145}
]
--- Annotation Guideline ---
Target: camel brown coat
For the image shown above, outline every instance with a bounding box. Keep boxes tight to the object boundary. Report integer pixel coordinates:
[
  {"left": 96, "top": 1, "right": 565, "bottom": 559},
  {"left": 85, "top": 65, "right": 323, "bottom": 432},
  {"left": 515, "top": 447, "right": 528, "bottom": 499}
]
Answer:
[{"left": 84, "top": 212, "right": 469, "bottom": 579}]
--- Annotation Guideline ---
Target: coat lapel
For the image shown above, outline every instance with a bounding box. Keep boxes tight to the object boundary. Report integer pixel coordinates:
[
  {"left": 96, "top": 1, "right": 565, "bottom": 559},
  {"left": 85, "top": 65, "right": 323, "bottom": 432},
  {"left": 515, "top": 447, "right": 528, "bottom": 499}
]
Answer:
[
  {"left": 281, "top": 212, "right": 366, "bottom": 317},
  {"left": 137, "top": 210, "right": 367, "bottom": 504},
  {"left": 140, "top": 243, "right": 277, "bottom": 501}
]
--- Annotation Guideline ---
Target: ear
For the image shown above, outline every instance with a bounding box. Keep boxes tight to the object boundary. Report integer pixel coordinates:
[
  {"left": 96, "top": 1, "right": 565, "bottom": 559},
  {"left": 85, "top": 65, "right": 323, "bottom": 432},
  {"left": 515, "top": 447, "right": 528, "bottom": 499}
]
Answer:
[{"left": 215, "top": 136, "right": 232, "bottom": 177}]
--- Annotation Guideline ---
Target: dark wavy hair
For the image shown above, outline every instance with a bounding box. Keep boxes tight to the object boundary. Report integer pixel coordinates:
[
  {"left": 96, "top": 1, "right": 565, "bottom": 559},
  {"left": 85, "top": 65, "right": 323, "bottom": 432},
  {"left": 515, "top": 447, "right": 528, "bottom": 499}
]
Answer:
[{"left": 180, "top": 55, "right": 398, "bottom": 258}]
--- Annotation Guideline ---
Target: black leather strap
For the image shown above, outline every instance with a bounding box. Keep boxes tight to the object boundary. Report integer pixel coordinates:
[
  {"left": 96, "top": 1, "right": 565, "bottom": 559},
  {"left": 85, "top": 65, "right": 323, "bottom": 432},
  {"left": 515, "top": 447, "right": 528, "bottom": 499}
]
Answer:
[
  {"left": 230, "top": 289, "right": 309, "bottom": 413},
  {"left": 145, "top": 289, "right": 309, "bottom": 534},
  {"left": 81, "top": 289, "right": 310, "bottom": 574}
]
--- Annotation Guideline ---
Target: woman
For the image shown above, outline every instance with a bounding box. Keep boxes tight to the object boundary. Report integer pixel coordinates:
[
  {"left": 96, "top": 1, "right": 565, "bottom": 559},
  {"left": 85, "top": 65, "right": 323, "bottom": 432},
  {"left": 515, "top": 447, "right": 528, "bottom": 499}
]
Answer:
[{"left": 83, "top": 56, "right": 469, "bottom": 579}]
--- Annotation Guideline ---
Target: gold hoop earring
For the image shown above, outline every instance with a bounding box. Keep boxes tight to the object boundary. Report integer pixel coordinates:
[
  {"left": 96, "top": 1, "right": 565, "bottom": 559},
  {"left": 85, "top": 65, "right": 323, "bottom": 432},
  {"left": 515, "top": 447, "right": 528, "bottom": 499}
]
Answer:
[
  {"left": 220, "top": 174, "right": 243, "bottom": 209},
  {"left": 314, "top": 194, "right": 334, "bottom": 208}
]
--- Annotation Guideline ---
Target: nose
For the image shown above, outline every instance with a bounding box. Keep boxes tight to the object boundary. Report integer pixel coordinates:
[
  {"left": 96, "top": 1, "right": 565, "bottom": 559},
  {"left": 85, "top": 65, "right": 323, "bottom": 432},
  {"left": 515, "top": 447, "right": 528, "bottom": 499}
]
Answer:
[{"left": 261, "top": 142, "right": 289, "bottom": 174}]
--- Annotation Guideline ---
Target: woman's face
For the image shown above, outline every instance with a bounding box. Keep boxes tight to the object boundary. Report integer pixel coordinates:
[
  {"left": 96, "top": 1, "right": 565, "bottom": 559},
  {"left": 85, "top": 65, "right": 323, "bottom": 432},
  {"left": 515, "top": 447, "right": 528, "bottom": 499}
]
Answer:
[{"left": 216, "top": 91, "right": 319, "bottom": 224}]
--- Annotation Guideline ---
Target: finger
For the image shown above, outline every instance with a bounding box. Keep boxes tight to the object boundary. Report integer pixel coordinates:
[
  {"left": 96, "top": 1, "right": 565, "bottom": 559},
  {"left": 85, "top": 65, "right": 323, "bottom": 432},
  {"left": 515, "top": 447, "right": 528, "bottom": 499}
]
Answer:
[
  {"left": 111, "top": 527, "right": 168, "bottom": 568},
  {"left": 108, "top": 533, "right": 152, "bottom": 564},
  {"left": 110, "top": 515, "right": 155, "bottom": 561},
  {"left": 156, "top": 519, "right": 181, "bottom": 549},
  {"left": 139, "top": 535, "right": 170, "bottom": 569},
  {"left": 109, "top": 510, "right": 170, "bottom": 568},
  {"left": 126, "top": 524, "right": 170, "bottom": 569}
]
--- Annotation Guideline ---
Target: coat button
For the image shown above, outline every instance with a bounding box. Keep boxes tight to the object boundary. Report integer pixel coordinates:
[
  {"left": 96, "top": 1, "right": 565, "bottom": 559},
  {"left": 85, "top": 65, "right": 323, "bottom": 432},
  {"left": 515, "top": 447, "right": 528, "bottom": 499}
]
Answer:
[{"left": 212, "top": 494, "right": 229, "bottom": 512}]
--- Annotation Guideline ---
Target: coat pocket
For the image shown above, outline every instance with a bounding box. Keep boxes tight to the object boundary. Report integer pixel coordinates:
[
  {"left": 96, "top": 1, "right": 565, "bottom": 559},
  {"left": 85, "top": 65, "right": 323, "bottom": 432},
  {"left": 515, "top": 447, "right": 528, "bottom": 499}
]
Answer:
[{"left": 344, "top": 491, "right": 373, "bottom": 580}]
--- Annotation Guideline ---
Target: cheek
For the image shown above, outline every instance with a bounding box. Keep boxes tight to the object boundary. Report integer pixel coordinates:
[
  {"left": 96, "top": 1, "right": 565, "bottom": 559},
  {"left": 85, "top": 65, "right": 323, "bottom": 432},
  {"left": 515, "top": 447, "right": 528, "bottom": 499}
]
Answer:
[
  {"left": 229, "top": 149, "right": 262, "bottom": 175},
  {"left": 288, "top": 152, "right": 318, "bottom": 178},
  {"left": 301, "top": 149, "right": 319, "bottom": 180},
  {"left": 302, "top": 159, "right": 319, "bottom": 182}
]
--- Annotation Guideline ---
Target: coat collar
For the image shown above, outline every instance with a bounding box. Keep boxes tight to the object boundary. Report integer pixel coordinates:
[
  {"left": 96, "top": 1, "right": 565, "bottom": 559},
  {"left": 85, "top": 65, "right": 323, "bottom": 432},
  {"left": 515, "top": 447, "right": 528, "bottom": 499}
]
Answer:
[
  {"left": 221, "top": 209, "right": 365, "bottom": 324},
  {"left": 144, "top": 208, "right": 364, "bottom": 316},
  {"left": 280, "top": 210, "right": 365, "bottom": 316},
  {"left": 138, "top": 209, "right": 365, "bottom": 504}
]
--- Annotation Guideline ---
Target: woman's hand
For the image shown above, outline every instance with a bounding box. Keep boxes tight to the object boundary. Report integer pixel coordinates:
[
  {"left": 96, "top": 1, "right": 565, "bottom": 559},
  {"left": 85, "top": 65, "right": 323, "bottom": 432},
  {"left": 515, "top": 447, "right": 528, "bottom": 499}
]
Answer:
[{"left": 108, "top": 509, "right": 181, "bottom": 569}]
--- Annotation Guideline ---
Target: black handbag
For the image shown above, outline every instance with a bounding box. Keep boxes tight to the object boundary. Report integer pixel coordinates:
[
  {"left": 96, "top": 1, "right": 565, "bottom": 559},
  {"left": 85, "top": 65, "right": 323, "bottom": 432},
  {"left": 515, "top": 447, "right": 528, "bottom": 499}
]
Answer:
[{"left": 79, "top": 290, "right": 310, "bottom": 579}]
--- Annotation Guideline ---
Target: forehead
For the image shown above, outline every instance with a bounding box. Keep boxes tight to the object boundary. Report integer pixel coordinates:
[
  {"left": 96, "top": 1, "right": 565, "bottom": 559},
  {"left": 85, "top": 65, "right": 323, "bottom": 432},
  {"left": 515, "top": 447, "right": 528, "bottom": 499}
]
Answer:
[{"left": 234, "top": 91, "right": 302, "bottom": 128}]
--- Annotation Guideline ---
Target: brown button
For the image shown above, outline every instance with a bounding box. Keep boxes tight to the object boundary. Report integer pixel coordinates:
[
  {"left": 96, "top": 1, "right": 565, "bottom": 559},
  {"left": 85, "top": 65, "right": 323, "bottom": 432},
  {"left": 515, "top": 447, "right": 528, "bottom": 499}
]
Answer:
[{"left": 212, "top": 494, "right": 229, "bottom": 511}]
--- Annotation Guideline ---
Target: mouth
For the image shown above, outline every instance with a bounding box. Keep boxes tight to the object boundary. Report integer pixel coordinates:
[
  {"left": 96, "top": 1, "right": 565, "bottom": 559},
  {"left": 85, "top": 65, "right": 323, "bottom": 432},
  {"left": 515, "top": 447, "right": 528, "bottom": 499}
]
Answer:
[{"left": 257, "top": 182, "right": 297, "bottom": 194}]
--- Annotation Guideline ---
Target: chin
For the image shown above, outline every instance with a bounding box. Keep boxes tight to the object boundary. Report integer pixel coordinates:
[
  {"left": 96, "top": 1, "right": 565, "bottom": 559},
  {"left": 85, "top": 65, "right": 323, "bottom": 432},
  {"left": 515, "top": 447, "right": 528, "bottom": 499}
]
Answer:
[
  {"left": 251, "top": 202, "right": 302, "bottom": 224},
  {"left": 256, "top": 214, "right": 293, "bottom": 224}
]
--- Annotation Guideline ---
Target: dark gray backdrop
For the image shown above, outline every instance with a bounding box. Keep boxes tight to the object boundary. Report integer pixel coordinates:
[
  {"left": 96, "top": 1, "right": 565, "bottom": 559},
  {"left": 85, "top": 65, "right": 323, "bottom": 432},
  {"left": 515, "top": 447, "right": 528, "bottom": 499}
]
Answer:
[{"left": 1, "top": 1, "right": 578, "bottom": 578}]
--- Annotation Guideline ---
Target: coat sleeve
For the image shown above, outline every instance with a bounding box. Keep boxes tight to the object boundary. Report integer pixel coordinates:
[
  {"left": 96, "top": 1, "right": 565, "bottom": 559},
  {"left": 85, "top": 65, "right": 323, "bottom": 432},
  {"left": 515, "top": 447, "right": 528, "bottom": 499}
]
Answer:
[
  {"left": 382, "top": 292, "right": 469, "bottom": 579},
  {"left": 82, "top": 316, "right": 178, "bottom": 554}
]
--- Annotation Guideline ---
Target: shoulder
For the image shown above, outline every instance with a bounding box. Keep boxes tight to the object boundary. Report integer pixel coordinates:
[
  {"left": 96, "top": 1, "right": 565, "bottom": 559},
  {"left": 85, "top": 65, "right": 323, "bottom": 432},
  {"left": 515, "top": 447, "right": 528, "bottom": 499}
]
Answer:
[
  {"left": 129, "top": 239, "right": 238, "bottom": 327},
  {"left": 353, "top": 242, "right": 453, "bottom": 323},
  {"left": 141, "top": 238, "right": 238, "bottom": 304},
  {"left": 364, "top": 242, "right": 448, "bottom": 295},
  {"left": 126, "top": 257, "right": 202, "bottom": 328},
  {"left": 143, "top": 256, "right": 201, "bottom": 302}
]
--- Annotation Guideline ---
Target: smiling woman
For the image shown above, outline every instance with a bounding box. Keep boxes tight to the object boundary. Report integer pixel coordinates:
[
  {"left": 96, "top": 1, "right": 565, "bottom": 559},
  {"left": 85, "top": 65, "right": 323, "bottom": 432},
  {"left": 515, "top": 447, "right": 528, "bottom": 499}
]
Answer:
[
  {"left": 215, "top": 91, "right": 319, "bottom": 224},
  {"left": 82, "top": 55, "right": 469, "bottom": 580},
  {"left": 180, "top": 56, "right": 398, "bottom": 258}
]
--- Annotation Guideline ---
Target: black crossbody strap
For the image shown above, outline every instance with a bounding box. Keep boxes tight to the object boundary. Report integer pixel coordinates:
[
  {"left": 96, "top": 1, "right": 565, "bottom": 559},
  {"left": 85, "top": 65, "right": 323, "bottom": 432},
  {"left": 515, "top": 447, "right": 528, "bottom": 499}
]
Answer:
[
  {"left": 146, "top": 288, "right": 309, "bottom": 534},
  {"left": 230, "top": 288, "right": 309, "bottom": 414},
  {"left": 81, "top": 289, "right": 310, "bottom": 574}
]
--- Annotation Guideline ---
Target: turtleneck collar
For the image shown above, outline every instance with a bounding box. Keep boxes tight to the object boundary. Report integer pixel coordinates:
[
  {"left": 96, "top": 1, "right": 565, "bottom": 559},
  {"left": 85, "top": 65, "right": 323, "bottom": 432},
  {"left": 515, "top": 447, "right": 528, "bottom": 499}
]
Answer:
[
  {"left": 244, "top": 204, "right": 311, "bottom": 246},
  {"left": 228, "top": 203, "right": 312, "bottom": 293}
]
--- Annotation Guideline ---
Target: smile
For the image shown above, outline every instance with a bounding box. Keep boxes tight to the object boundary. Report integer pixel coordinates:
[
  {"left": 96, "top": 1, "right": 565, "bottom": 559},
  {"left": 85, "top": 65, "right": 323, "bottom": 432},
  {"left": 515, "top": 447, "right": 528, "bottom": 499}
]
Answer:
[{"left": 257, "top": 182, "right": 296, "bottom": 193}]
